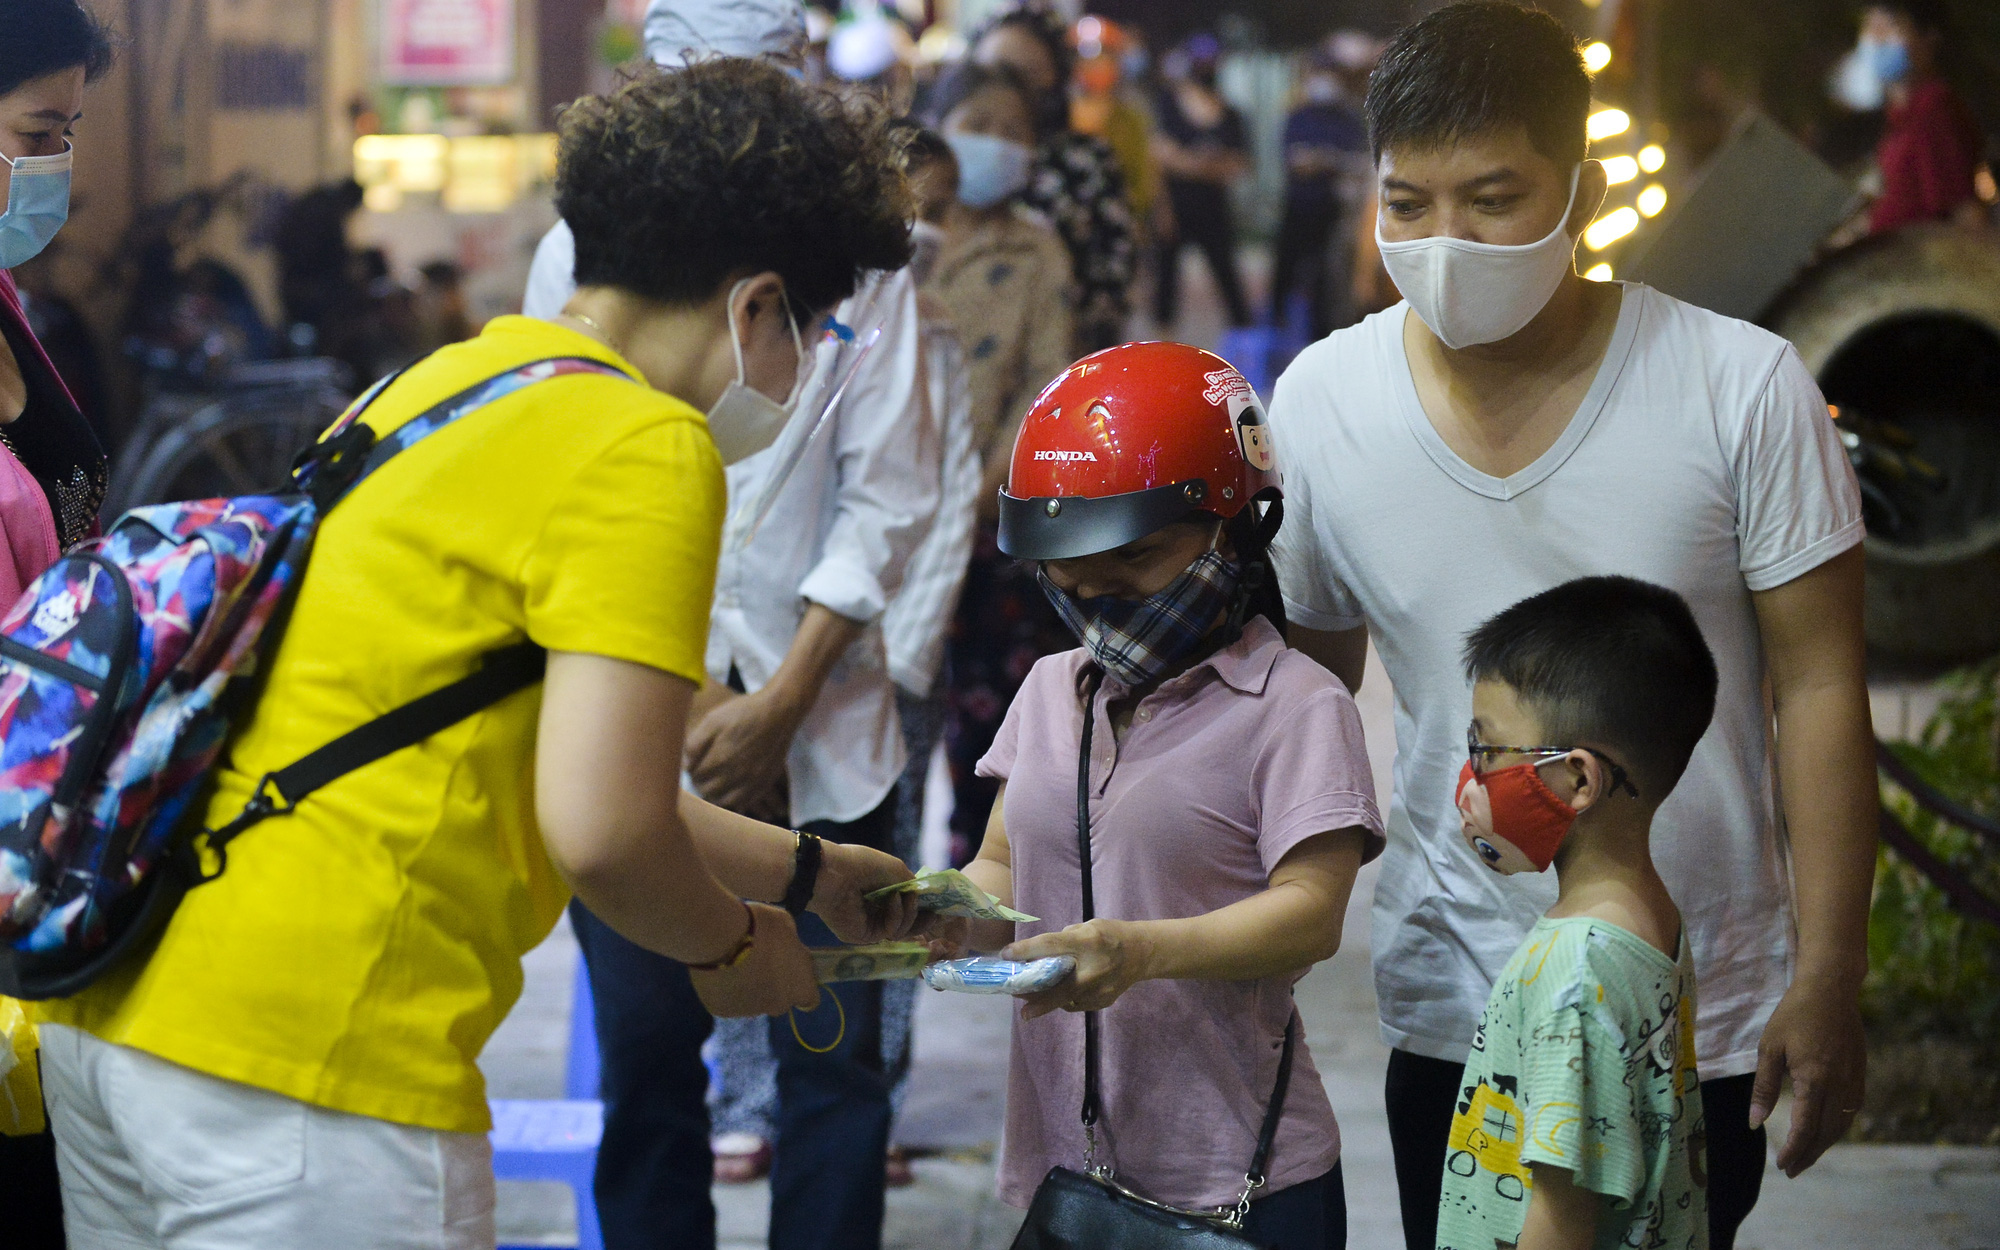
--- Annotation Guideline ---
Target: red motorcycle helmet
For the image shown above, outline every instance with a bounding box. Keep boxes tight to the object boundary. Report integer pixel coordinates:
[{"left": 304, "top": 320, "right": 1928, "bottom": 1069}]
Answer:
[{"left": 997, "top": 342, "right": 1280, "bottom": 560}]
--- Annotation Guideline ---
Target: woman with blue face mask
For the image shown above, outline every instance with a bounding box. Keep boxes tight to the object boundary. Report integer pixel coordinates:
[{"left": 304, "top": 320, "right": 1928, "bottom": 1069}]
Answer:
[{"left": 0, "top": 5, "right": 116, "bottom": 1244}]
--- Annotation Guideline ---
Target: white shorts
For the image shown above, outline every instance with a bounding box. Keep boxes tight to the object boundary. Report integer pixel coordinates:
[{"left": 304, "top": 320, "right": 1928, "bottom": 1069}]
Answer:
[{"left": 38, "top": 1023, "right": 495, "bottom": 1250}]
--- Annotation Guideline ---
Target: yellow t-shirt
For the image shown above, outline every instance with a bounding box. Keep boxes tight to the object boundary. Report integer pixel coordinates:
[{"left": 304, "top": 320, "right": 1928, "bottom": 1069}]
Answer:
[{"left": 40, "top": 316, "right": 725, "bottom": 1134}]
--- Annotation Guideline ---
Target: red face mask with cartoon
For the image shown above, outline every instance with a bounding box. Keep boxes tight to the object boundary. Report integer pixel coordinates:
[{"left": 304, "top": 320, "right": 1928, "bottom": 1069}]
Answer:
[{"left": 1455, "top": 760, "right": 1577, "bottom": 874}]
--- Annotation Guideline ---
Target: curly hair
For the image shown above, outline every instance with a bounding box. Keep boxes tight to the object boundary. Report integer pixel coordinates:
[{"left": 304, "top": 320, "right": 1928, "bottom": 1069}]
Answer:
[{"left": 556, "top": 59, "right": 913, "bottom": 319}]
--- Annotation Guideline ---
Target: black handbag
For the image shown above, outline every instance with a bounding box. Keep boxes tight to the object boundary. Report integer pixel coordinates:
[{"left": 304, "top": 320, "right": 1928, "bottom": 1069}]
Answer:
[{"left": 1010, "top": 674, "right": 1298, "bottom": 1250}]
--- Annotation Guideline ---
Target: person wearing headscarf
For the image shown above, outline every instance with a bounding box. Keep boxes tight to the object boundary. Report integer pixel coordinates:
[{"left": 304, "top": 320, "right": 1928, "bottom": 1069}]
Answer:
[{"left": 971, "top": 2, "right": 1136, "bottom": 354}]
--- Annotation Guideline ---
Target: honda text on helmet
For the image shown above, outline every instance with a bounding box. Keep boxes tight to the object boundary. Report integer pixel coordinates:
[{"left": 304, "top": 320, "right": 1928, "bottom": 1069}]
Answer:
[{"left": 998, "top": 342, "right": 1283, "bottom": 688}]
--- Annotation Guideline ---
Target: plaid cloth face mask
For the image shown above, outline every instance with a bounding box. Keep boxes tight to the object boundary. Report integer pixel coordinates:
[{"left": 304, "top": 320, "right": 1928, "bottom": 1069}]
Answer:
[{"left": 1039, "top": 549, "right": 1243, "bottom": 689}]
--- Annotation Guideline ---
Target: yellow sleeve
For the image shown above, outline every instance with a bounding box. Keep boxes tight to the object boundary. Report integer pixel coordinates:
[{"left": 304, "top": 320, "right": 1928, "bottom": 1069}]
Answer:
[
  {"left": 520, "top": 414, "right": 725, "bottom": 683},
  {"left": 0, "top": 998, "right": 44, "bottom": 1135}
]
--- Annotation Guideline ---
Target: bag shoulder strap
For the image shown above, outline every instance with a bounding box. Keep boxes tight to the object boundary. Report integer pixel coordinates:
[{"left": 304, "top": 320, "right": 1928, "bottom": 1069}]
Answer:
[
  {"left": 204, "top": 356, "right": 631, "bottom": 862},
  {"left": 1073, "top": 670, "right": 1297, "bottom": 1196},
  {"left": 301, "top": 355, "right": 632, "bottom": 508}
]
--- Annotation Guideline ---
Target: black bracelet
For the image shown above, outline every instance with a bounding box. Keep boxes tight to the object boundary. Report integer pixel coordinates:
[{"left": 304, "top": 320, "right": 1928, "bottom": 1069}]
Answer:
[{"left": 781, "top": 830, "right": 823, "bottom": 918}]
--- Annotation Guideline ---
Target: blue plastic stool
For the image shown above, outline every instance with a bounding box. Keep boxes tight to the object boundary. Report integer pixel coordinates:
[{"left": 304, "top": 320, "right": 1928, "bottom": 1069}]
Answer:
[{"left": 493, "top": 954, "right": 604, "bottom": 1250}]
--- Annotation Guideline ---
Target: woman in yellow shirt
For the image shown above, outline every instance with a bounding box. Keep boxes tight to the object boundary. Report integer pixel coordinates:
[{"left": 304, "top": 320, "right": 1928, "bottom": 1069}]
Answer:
[{"left": 36, "top": 59, "right": 922, "bottom": 1248}]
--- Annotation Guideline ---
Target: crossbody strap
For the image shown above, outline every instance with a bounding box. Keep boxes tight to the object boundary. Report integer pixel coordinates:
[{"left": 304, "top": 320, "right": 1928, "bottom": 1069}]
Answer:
[
  {"left": 1072, "top": 669, "right": 1297, "bottom": 1220},
  {"left": 201, "top": 356, "right": 633, "bottom": 871}
]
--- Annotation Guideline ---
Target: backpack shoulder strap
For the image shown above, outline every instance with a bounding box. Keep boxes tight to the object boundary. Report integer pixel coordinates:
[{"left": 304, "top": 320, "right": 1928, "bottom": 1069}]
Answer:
[
  {"left": 200, "top": 355, "right": 636, "bottom": 870},
  {"left": 301, "top": 356, "right": 633, "bottom": 509}
]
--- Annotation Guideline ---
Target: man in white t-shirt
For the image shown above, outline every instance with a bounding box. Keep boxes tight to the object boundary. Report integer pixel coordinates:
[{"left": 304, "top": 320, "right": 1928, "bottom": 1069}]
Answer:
[{"left": 1266, "top": 6, "right": 1877, "bottom": 1249}]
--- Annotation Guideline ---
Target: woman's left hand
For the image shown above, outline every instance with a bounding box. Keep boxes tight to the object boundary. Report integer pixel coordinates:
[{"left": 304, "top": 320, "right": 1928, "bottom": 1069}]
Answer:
[{"left": 1005, "top": 920, "right": 1154, "bottom": 1020}]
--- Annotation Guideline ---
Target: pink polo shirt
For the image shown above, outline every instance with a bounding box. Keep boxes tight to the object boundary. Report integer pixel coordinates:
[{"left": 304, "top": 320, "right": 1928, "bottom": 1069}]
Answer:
[{"left": 977, "top": 615, "right": 1383, "bottom": 1211}]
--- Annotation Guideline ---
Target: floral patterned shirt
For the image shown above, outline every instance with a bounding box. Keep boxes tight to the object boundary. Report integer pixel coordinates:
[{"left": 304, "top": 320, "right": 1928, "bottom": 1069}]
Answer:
[{"left": 1020, "top": 131, "right": 1136, "bottom": 353}]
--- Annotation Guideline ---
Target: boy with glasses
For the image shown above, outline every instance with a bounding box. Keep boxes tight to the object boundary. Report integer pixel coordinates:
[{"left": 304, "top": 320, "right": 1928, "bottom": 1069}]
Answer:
[{"left": 1442, "top": 576, "right": 1718, "bottom": 1250}]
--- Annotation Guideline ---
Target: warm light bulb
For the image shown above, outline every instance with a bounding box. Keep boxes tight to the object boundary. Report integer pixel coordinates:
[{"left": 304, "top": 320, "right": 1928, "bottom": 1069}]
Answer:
[
  {"left": 1582, "top": 42, "right": 1612, "bottom": 74},
  {"left": 1637, "top": 143, "right": 1666, "bottom": 173},
  {"left": 1637, "top": 184, "right": 1668, "bottom": 217},
  {"left": 1587, "top": 108, "right": 1631, "bottom": 142},
  {"left": 1601, "top": 155, "right": 1638, "bottom": 184},
  {"left": 1584, "top": 207, "right": 1640, "bottom": 250},
  {"left": 1583, "top": 263, "right": 1614, "bottom": 281}
]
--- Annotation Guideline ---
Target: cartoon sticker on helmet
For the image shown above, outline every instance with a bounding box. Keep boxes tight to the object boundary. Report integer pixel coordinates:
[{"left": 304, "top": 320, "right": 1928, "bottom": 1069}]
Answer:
[
  {"left": 1202, "top": 367, "right": 1275, "bottom": 472},
  {"left": 1234, "top": 401, "right": 1274, "bottom": 472}
]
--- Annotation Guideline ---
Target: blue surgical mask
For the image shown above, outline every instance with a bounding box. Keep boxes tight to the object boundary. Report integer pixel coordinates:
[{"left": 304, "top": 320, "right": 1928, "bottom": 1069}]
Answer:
[
  {"left": 1862, "top": 35, "right": 1911, "bottom": 87},
  {"left": 945, "top": 132, "right": 1035, "bottom": 210},
  {"left": 0, "top": 142, "right": 72, "bottom": 270}
]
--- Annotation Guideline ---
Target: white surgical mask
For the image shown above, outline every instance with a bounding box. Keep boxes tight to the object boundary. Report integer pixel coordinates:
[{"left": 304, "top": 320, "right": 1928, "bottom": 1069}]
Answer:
[
  {"left": 1376, "top": 165, "right": 1582, "bottom": 350},
  {"left": 705, "top": 278, "right": 808, "bottom": 464},
  {"left": 0, "top": 142, "right": 73, "bottom": 270}
]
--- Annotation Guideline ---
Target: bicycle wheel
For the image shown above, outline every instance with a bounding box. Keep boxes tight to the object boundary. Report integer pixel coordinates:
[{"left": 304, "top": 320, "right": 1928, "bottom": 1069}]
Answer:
[{"left": 105, "top": 384, "right": 348, "bottom": 515}]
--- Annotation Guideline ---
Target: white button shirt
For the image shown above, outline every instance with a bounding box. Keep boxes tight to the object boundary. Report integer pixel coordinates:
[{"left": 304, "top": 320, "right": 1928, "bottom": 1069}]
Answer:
[{"left": 524, "top": 224, "right": 941, "bottom": 825}]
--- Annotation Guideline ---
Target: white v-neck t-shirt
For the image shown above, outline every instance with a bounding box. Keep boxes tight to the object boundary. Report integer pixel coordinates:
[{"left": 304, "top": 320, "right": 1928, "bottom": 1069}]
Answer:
[{"left": 1267, "top": 284, "right": 1863, "bottom": 1076}]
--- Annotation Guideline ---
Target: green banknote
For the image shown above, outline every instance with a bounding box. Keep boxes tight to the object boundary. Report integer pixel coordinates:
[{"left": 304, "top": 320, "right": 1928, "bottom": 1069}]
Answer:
[
  {"left": 809, "top": 942, "right": 932, "bottom": 983},
  {"left": 864, "top": 867, "right": 1038, "bottom": 923}
]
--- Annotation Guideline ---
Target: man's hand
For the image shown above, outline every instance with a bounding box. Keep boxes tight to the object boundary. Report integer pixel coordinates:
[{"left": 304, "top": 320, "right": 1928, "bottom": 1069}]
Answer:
[
  {"left": 811, "top": 841, "right": 921, "bottom": 945},
  {"left": 1750, "top": 970, "right": 1867, "bottom": 1176},
  {"left": 684, "top": 686, "right": 804, "bottom": 817},
  {"left": 1006, "top": 919, "right": 1154, "bottom": 1020},
  {"left": 688, "top": 902, "right": 821, "bottom": 1018}
]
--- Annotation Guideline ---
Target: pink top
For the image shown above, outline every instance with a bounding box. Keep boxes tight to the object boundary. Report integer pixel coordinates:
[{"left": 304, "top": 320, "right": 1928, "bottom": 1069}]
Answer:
[
  {"left": 977, "top": 616, "right": 1384, "bottom": 1211},
  {"left": 0, "top": 271, "right": 64, "bottom": 602}
]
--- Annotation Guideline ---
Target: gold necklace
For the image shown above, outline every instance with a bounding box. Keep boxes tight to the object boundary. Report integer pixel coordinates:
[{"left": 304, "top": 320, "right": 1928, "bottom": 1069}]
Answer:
[{"left": 565, "top": 310, "right": 611, "bottom": 339}]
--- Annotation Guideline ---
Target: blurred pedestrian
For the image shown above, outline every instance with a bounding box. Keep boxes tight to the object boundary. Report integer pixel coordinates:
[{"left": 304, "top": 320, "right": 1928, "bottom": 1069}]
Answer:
[
  {"left": 921, "top": 62, "right": 1074, "bottom": 514},
  {"left": 38, "top": 55, "right": 925, "bottom": 1250},
  {"left": 1859, "top": 0, "right": 1985, "bottom": 233},
  {"left": 877, "top": 122, "right": 982, "bottom": 1186},
  {"left": 1268, "top": 48, "right": 1369, "bottom": 340},
  {"left": 972, "top": 2, "right": 1136, "bottom": 353},
  {"left": 1069, "top": 17, "right": 1160, "bottom": 251},
  {"left": 0, "top": 2, "right": 114, "bottom": 1244},
  {"left": 948, "top": 344, "right": 1382, "bottom": 1250},
  {"left": 1152, "top": 34, "right": 1253, "bottom": 330}
]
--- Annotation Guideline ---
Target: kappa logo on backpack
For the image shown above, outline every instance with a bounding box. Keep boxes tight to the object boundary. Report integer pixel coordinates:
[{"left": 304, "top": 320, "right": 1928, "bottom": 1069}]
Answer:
[{"left": 0, "top": 356, "right": 630, "bottom": 999}]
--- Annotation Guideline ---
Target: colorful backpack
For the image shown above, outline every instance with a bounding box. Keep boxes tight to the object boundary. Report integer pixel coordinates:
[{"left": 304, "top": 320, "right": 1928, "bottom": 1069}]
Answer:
[{"left": 0, "top": 356, "right": 628, "bottom": 999}]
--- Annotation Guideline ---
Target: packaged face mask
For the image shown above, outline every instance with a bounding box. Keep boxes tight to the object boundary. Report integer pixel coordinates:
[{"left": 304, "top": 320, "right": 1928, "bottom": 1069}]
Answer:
[{"left": 922, "top": 955, "right": 1077, "bottom": 995}]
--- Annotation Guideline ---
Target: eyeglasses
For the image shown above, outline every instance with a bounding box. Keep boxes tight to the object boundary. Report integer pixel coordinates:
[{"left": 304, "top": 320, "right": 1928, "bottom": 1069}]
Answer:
[{"left": 1466, "top": 722, "right": 1639, "bottom": 798}]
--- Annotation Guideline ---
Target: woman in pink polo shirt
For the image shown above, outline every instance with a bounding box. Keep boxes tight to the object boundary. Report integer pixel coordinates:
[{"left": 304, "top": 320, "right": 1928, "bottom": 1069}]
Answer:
[{"left": 951, "top": 343, "right": 1383, "bottom": 1249}]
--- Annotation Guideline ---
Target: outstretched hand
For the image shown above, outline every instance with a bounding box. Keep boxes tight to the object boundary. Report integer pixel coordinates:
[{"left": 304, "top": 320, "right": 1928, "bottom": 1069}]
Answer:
[
  {"left": 811, "top": 841, "right": 919, "bottom": 945},
  {"left": 1005, "top": 919, "right": 1153, "bottom": 1021}
]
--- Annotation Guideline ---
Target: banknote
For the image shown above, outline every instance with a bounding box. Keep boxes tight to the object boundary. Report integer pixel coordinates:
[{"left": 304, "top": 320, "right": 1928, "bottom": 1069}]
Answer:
[
  {"left": 809, "top": 942, "right": 932, "bottom": 983},
  {"left": 864, "top": 868, "right": 1038, "bottom": 923}
]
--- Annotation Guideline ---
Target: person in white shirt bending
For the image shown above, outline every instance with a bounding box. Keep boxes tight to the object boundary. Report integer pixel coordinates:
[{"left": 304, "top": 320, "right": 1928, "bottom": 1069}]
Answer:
[{"left": 1263, "top": 6, "right": 1877, "bottom": 1250}]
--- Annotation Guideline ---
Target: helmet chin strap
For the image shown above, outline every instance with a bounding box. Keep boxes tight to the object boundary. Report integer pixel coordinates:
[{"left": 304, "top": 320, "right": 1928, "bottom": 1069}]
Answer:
[{"left": 1219, "top": 494, "right": 1285, "bottom": 646}]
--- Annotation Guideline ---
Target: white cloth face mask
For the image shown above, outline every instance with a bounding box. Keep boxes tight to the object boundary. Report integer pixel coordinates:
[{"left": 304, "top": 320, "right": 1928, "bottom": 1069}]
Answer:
[
  {"left": 705, "top": 277, "right": 808, "bottom": 464},
  {"left": 1375, "top": 164, "right": 1582, "bottom": 350}
]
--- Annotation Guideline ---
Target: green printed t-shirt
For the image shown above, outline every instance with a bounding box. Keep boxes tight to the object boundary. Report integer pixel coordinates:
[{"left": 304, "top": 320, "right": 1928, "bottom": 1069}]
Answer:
[{"left": 1436, "top": 917, "right": 1708, "bottom": 1250}]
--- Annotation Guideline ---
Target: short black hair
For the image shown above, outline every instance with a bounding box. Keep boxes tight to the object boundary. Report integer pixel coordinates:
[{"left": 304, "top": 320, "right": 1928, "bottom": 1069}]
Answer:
[
  {"left": 0, "top": 0, "right": 116, "bottom": 99},
  {"left": 1365, "top": 1, "right": 1590, "bottom": 168},
  {"left": 556, "top": 59, "right": 913, "bottom": 319},
  {"left": 1871, "top": 0, "right": 1949, "bottom": 37},
  {"left": 1463, "top": 576, "right": 1718, "bottom": 798},
  {"left": 922, "top": 60, "right": 1042, "bottom": 140},
  {"left": 973, "top": 5, "right": 1075, "bottom": 89}
]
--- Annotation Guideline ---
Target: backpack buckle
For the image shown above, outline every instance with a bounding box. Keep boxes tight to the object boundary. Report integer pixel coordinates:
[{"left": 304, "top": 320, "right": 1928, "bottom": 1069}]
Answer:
[{"left": 194, "top": 773, "right": 298, "bottom": 883}]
